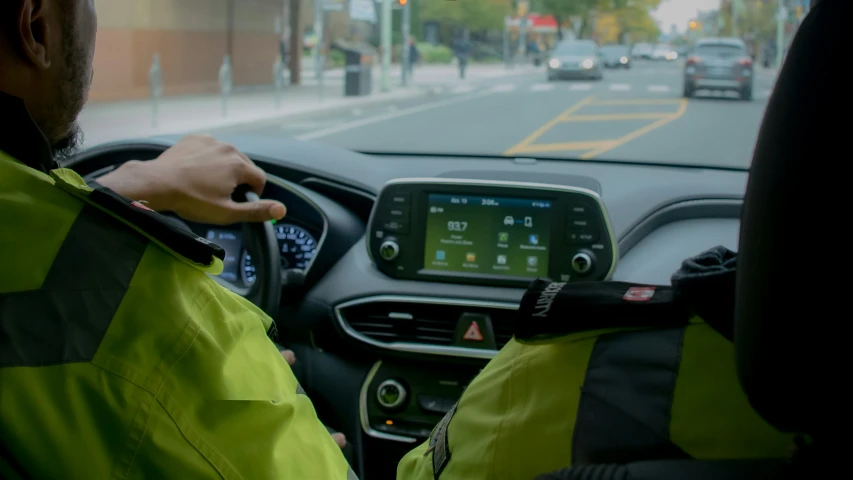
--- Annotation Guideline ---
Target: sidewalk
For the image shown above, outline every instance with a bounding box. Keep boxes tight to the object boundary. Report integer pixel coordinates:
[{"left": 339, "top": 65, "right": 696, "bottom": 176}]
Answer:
[{"left": 78, "top": 64, "right": 538, "bottom": 147}]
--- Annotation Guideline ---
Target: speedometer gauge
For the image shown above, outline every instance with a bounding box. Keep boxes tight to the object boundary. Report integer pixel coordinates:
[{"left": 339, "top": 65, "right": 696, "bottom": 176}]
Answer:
[
  {"left": 240, "top": 250, "right": 256, "bottom": 286},
  {"left": 274, "top": 224, "right": 318, "bottom": 270}
]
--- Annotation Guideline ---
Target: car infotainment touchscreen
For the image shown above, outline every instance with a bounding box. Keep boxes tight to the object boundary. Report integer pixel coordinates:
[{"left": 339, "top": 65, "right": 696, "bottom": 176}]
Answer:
[
  {"left": 368, "top": 178, "right": 617, "bottom": 287},
  {"left": 423, "top": 194, "right": 552, "bottom": 278}
]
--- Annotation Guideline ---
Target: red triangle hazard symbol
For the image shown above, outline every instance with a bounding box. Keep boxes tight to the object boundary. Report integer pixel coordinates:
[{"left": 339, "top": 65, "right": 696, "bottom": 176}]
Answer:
[{"left": 463, "top": 321, "right": 484, "bottom": 341}]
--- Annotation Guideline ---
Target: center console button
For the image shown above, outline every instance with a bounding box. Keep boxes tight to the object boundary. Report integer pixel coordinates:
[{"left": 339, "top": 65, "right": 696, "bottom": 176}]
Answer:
[
  {"left": 389, "top": 192, "right": 410, "bottom": 205},
  {"left": 571, "top": 252, "right": 594, "bottom": 275},
  {"left": 417, "top": 395, "right": 455, "bottom": 414},
  {"left": 379, "top": 240, "right": 400, "bottom": 262},
  {"left": 376, "top": 379, "right": 407, "bottom": 409},
  {"left": 382, "top": 219, "right": 408, "bottom": 234}
]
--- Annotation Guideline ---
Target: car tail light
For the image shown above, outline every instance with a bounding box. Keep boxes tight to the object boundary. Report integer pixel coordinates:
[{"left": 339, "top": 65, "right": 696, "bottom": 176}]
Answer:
[
  {"left": 686, "top": 55, "right": 702, "bottom": 65},
  {"left": 738, "top": 57, "right": 753, "bottom": 67}
]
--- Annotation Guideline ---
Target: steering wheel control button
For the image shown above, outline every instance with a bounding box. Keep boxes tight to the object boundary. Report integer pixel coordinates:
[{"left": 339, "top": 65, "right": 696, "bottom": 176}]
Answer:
[
  {"left": 376, "top": 379, "right": 407, "bottom": 409},
  {"left": 381, "top": 219, "right": 408, "bottom": 234},
  {"left": 379, "top": 240, "right": 400, "bottom": 262},
  {"left": 571, "top": 252, "right": 594, "bottom": 275}
]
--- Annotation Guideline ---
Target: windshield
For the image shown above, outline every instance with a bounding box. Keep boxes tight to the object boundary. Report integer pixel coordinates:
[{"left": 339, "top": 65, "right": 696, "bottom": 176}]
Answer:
[{"left": 79, "top": 0, "right": 803, "bottom": 170}]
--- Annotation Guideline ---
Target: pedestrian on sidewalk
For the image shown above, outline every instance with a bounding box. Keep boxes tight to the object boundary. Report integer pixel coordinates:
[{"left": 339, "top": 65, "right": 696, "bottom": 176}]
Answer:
[
  {"left": 407, "top": 36, "right": 420, "bottom": 78},
  {"left": 452, "top": 36, "right": 471, "bottom": 80}
]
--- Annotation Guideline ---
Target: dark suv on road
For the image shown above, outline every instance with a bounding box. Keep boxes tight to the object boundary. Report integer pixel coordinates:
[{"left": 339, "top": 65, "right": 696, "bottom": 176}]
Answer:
[{"left": 683, "top": 37, "right": 754, "bottom": 101}]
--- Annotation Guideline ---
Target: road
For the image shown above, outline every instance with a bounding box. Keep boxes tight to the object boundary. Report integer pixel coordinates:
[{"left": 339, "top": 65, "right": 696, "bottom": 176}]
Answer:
[{"left": 208, "top": 60, "right": 775, "bottom": 169}]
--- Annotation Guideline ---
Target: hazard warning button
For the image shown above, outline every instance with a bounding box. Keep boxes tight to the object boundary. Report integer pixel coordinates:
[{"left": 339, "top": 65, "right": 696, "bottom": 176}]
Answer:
[
  {"left": 463, "top": 322, "right": 484, "bottom": 341},
  {"left": 453, "top": 313, "right": 496, "bottom": 350}
]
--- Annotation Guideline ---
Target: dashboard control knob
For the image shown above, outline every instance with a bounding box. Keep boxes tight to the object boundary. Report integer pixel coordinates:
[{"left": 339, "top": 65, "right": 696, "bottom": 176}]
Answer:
[
  {"left": 571, "top": 252, "right": 594, "bottom": 275},
  {"left": 376, "top": 379, "right": 407, "bottom": 409},
  {"left": 379, "top": 240, "right": 400, "bottom": 262}
]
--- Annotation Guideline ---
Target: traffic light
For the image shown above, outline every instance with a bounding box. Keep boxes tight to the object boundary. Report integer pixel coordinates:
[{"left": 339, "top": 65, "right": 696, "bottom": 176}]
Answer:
[
  {"left": 399, "top": 0, "right": 407, "bottom": 4},
  {"left": 689, "top": 20, "right": 698, "bottom": 30}
]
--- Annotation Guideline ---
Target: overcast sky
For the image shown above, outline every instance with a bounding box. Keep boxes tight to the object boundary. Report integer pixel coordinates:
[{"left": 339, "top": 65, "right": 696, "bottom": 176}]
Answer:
[{"left": 652, "top": 0, "right": 721, "bottom": 31}]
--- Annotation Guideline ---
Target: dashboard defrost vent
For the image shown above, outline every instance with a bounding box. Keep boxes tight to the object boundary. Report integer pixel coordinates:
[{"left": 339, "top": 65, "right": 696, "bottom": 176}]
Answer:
[{"left": 336, "top": 298, "right": 518, "bottom": 352}]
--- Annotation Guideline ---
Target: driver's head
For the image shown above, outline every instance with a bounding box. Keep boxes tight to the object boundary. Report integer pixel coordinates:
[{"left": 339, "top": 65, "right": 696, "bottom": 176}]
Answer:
[{"left": 0, "top": 0, "right": 97, "bottom": 160}]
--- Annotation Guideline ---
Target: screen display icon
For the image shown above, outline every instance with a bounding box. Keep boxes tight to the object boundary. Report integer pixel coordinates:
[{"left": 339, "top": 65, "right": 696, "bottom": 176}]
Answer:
[
  {"left": 497, "top": 254, "right": 507, "bottom": 265},
  {"left": 436, "top": 250, "right": 446, "bottom": 260},
  {"left": 529, "top": 234, "right": 539, "bottom": 245},
  {"left": 466, "top": 253, "right": 476, "bottom": 263},
  {"left": 524, "top": 216, "right": 534, "bottom": 227},
  {"left": 498, "top": 232, "right": 509, "bottom": 242},
  {"left": 527, "top": 256, "right": 538, "bottom": 267}
]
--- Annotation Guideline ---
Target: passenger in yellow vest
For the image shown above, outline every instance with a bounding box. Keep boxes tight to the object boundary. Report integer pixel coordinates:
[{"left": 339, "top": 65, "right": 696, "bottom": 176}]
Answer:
[
  {"left": 1, "top": 1, "right": 353, "bottom": 478},
  {"left": 398, "top": 248, "right": 796, "bottom": 479}
]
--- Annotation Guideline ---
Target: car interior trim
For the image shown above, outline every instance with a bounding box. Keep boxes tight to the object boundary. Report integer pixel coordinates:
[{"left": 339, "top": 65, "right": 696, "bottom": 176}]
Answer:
[
  {"left": 359, "top": 360, "right": 419, "bottom": 443},
  {"left": 335, "top": 295, "right": 519, "bottom": 359},
  {"left": 617, "top": 198, "right": 743, "bottom": 255},
  {"left": 364, "top": 177, "right": 620, "bottom": 282}
]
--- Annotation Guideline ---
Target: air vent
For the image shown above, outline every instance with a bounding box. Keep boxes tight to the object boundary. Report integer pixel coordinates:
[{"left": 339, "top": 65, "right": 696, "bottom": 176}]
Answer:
[{"left": 335, "top": 297, "right": 519, "bottom": 356}]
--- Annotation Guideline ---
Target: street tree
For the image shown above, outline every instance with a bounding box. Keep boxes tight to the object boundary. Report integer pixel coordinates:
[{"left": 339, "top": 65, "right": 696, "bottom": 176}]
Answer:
[{"left": 418, "top": 0, "right": 509, "bottom": 33}]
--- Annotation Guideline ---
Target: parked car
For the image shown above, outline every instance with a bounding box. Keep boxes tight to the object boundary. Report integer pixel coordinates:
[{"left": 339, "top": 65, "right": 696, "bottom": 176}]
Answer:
[
  {"left": 546, "top": 40, "right": 604, "bottom": 81},
  {"left": 599, "top": 44, "right": 632, "bottom": 69},
  {"left": 683, "top": 37, "right": 754, "bottom": 101},
  {"left": 652, "top": 43, "right": 678, "bottom": 61},
  {"left": 631, "top": 42, "right": 653, "bottom": 59}
]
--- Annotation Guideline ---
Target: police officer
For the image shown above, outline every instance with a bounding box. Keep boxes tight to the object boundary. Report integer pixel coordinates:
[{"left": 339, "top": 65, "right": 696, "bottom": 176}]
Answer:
[
  {"left": 398, "top": 257, "right": 796, "bottom": 479},
  {"left": 0, "top": 1, "right": 353, "bottom": 478}
]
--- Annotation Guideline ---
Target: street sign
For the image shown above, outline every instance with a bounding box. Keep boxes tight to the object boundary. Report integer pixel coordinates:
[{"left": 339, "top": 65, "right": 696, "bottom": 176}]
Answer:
[
  {"left": 351, "top": 0, "right": 377, "bottom": 22},
  {"left": 148, "top": 53, "right": 163, "bottom": 128},
  {"left": 324, "top": 0, "right": 345, "bottom": 11}
]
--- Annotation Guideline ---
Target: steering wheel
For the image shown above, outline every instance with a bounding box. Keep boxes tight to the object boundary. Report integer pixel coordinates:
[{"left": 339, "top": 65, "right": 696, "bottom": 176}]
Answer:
[{"left": 224, "top": 186, "right": 282, "bottom": 319}]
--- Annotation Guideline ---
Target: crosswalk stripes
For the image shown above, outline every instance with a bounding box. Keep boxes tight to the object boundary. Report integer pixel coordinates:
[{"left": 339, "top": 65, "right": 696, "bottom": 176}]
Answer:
[
  {"left": 451, "top": 84, "right": 475, "bottom": 94},
  {"left": 647, "top": 85, "right": 670, "bottom": 93},
  {"left": 570, "top": 83, "right": 594, "bottom": 91},
  {"left": 609, "top": 84, "right": 632, "bottom": 91},
  {"left": 490, "top": 84, "right": 516, "bottom": 93},
  {"left": 531, "top": 83, "right": 555, "bottom": 92}
]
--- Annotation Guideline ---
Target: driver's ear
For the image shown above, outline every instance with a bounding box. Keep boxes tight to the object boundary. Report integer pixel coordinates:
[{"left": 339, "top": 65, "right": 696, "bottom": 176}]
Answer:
[{"left": 15, "top": 0, "right": 53, "bottom": 70}]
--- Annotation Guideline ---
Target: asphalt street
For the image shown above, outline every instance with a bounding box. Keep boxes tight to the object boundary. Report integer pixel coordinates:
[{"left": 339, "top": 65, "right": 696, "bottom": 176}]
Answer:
[{"left": 209, "top": 60, "right": 775, "bottom": 169}]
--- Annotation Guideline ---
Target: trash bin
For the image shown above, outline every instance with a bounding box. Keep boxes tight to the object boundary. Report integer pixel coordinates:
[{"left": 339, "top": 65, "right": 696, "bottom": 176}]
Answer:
[{"left": 338, "top": 42, "right": 375, "bottom": 97}]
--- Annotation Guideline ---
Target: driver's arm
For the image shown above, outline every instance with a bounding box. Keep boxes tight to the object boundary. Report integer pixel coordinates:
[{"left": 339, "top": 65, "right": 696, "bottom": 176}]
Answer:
[{"left": 96, "top": 134, "right": 287, "bottom": 225}]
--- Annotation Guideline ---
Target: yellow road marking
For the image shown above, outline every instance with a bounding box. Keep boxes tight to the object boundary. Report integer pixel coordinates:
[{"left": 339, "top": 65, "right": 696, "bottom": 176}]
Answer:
[
  {"left": 590, "top": 98, "right": 683, "bottom": 106},
  {"left": 580, "top": 98, "right": 689, "bottom": 159},
  {"left": 503, "top": 96, "right": 595, "bottom": 156},
  {"left": 560, "top": 112, "right": 672, "bottom": 122},
  {"left": 505, "top": 140, "right": 615, "bottom": 154}
]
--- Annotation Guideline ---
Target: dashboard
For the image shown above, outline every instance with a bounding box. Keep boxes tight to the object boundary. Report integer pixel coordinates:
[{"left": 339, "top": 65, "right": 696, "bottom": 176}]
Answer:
[{"left": 70, "top": 136, "right": 746, "bottom": 479}]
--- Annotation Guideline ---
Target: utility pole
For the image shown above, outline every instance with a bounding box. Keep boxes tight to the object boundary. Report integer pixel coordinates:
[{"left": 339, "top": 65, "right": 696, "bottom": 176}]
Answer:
[
  {"left": 518, "top": 0, "right": 529, "bottom": 65},
  {"left": 731, "top": 0, "right": 739, "bottom": 37},
  {"left": 776, "top": 0, "right": 787, "bottom": 69},
  {"left": 380, "top": 0, "right": 392, "bottom": 92},
  {"left": 401, "top": 0, "right": 411, "bottom": 87}
]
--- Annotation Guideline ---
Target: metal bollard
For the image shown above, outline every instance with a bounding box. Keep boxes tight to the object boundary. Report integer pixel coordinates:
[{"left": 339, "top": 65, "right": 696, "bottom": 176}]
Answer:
[
  {"left": 219, "top": 54, "right": 233, "bottom": 117},
  {"left": 273, "top": 55, "right": 284, "bottom": 109},
  {"left": 148, "top": 53, "right": 163, "bottom": 128}
]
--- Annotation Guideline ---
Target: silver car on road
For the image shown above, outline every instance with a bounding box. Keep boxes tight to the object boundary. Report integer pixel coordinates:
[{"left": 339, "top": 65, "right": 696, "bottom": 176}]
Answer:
[{"left": 546, "top": 40, "right": 604, "bottom": 81}]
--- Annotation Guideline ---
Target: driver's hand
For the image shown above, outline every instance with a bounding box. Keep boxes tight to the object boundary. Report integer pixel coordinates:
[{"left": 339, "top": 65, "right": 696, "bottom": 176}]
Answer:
[
  {"left": 280, "top": 349, "right": 347, "bottom": 449},
  {"left": 97, "top": 134, "right": 287, "bottom": 225}
]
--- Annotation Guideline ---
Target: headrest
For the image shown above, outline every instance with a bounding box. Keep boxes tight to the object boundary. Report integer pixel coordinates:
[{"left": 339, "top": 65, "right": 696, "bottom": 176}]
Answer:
[{"left": 735, "top": 0, "right": 843, "bottom": 439}]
